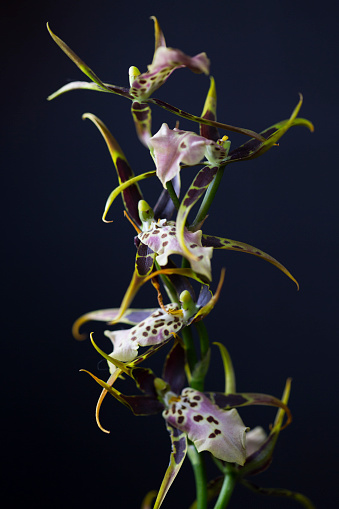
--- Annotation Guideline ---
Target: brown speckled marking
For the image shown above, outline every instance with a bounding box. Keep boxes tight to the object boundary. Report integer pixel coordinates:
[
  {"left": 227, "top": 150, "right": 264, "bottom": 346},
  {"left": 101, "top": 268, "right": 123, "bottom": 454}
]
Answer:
[
  {"left": 193, "top": 415, "right": 203, "bottom": 422},
  {"left": 207, "top": 416, "right": 219, "bottom": 425}
]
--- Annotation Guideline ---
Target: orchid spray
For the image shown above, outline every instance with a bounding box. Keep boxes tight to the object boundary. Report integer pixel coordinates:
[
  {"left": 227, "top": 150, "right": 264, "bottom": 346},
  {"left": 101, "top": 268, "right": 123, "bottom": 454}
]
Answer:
[{"left": 48, "top": 17, "right": 315, "bottom": 509}]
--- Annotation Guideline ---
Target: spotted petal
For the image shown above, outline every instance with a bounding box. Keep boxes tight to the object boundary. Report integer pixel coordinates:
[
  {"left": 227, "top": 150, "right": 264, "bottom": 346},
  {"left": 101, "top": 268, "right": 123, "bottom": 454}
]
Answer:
[
  {"left": 163, "top": 388, "right": 247, "bottom": 464},
  {"left": 131, "top": 101, "right": 152, "bottom": 147},
  {"left": 206, "top": 391, "right": 292, "bottom": 427},
  {"left": 104, "top": 303, "right": 182, "bottom": 364},
  {"left": 149, "top": 123, "right": 213, "bottom": 187},
  {"left": 129, "top": 47, "right": 210, "bottom": 103},
  {"left": 176, "top": 166, "right": 219, "bottom": 265},
  {"left": 72, "top": 307, "right": 158, "bottom": 340},
  {"left": 47, "top": 22, "right": 265, "bottom": 142},
  {"left": 138, "top": 219, "right": 213, "bottom": 282},
  {"left": 153, "top": 424, "right": 187, "bottom": 509},
  {"left": 202, "top": 234, "right": 299, "bottom": 288}
]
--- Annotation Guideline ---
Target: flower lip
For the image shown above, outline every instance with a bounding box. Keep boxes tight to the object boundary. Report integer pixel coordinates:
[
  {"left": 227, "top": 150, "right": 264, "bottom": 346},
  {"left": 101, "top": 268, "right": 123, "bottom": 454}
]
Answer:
[
  {"left": 137, "top": 217, "right": 213, "bottom": 282},
  {"left": 148, "top": 123, "right": 230, "bottom": 188},
  {"left": 163, "top": 387, "right": 248, "bottom": 465}
]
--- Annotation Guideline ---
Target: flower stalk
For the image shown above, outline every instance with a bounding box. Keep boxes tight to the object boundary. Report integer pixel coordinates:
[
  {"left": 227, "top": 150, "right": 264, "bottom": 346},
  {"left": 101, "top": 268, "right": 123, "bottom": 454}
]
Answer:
[
  {"left": 187, "top": 444, "right": 208, "bottom": 509},
  {"left": 48, "top": 15, "right": 315, "bottom": 509}
]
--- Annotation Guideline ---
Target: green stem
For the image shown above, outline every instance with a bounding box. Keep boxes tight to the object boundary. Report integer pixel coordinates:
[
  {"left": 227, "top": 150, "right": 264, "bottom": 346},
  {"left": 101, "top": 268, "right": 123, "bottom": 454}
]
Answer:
[
  {"left": 187, "top": 444, "right": 208, "bottom": 509},
  {"left": 154, "top": 260, "right": 180, "bottom": 304},
  {"left": 213, "top": 471, "right": 237, "bottom": 509},
  {"left": 194, "top": 320, "right": 210, "bottom": 359},
  {"left": 166, "top": 180, "right": 180, "bottom": 210},
  {"left": 191, "top": 165, "right": 226, "bottom": 228},
  {"left": 181, "top": 325, "right": 197, "bottom": 373},
  {"left": 181, "top": 256, "right": 191, "bottom": 269},
  {"left": 188, "top": 320, "right": 211, "bottom": 392}
]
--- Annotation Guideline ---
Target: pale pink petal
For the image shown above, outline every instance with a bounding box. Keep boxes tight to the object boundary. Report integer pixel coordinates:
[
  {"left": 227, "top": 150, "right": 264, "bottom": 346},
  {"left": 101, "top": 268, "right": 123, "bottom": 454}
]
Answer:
[
  {"left": 163, "top": 388, "right": 247, "bottom": 465},
  {"left": 246, "top": 426, "right": 267, "bottom": 457},
  {"left": 148, "top": 123, "right": 212, "bottom": 187},
  {"left": 138, "top": 220, "right": 213, "bottom": 281},
  {"left": 104, "top": 304, "right": 183, "bottom": 367},
  {"left": 129, "top": 47, "right": 210, "bottom": 102}
]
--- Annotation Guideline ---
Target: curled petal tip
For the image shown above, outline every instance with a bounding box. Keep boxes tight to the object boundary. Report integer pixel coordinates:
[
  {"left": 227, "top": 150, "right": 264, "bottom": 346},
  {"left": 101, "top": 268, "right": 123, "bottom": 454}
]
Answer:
[{"left": 72, "top": 316, "right": 90, "bottom": 340}]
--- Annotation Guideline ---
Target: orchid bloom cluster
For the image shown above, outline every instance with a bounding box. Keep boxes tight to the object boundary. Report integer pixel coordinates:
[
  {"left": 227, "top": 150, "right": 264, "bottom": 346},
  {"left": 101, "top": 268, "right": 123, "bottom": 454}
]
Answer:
[{"left": 48, "top": 17, "right": 315, "bottom": 509}]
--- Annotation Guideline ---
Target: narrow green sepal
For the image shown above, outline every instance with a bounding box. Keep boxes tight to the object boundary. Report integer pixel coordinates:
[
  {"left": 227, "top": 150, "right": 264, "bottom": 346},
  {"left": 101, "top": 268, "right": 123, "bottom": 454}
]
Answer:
[
  {"left": 228, "top": 94, "right": 314, "bottom": 163},
  {"left": 200, "top": 76, "right": 219, "bottom": 141},
  {"left": 102, "top": 171, "right": 156, "bottom": 222},
  {"left": 202, "top": 234, "right": 299, "bottom": 289},
  {"left": 131, "top": 101, "right": 153, "bottom": 147},
  {"left": 153, "top": 424, "right": 188, "bottom": 509},
  {"left": 90, "top": 333, "right": 131, "bottom": 374},
  {"left": 150, "top": 16, "right": 166, "bottom": 51},
  {"left": 240, "top": 480, "right": 316, "bottom": 509},
  {"left": 149, "top": 97, "right": 265, "bottom": 141},
  {"left": 82, "top": 113, "right": 144, "bottom": 225},
  {"left": 213, "top": 342, "right": 236, "bottom": 394},
  {"left": 47, "top": 23, "right": 110, "bottom": 92},
  {"left": 176, "top": 165, "right": 218, "bottom": 266}
]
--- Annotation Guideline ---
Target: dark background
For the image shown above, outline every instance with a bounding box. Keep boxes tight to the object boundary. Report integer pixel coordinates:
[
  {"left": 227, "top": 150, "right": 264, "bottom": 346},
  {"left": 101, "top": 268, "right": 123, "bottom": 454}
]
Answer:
[{"left": 3, "top": 1, "right": 338, "bottom": 508}]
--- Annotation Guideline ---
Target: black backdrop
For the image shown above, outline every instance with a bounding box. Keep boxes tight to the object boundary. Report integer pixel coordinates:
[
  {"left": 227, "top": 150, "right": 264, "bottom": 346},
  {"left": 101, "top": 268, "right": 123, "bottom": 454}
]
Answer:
[{"left": 3, "top": 1, "right": 338, "bottom": 508}]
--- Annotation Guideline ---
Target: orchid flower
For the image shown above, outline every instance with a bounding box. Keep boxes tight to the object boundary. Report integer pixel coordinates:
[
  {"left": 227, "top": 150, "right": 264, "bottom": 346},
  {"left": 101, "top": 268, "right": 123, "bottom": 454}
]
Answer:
[
  {"left": 148, "top": 92, "right": 313, "bottom": 187},
  {"left": 84, "top": 90, "right": 305, "bottom": 290},
  {"left": 135, "top": 199, "right": 298, "bottom": 294},
  {"left": 72, "top": 274, "right": 224, "bottom": 348},
  {"left": 148, "top": 123, "right": 231, "bottom": 187},
  {"left": 148, "top": 83, "right": 312, "bottom": 275},
  {"left": 83, "top": 340, "right": 291, "bottom": 509},
  {"left": 138, "top": 200, "right": 213, "bottom": 282},
  {"left": 47, "top": 16, "right": 209, "bottom": 105},
  {"left": 47, "top": 18, "right": 265, "bottom": 146},
  {"left": 64, "top": 118, "right": 298, "bottom": 335}
]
